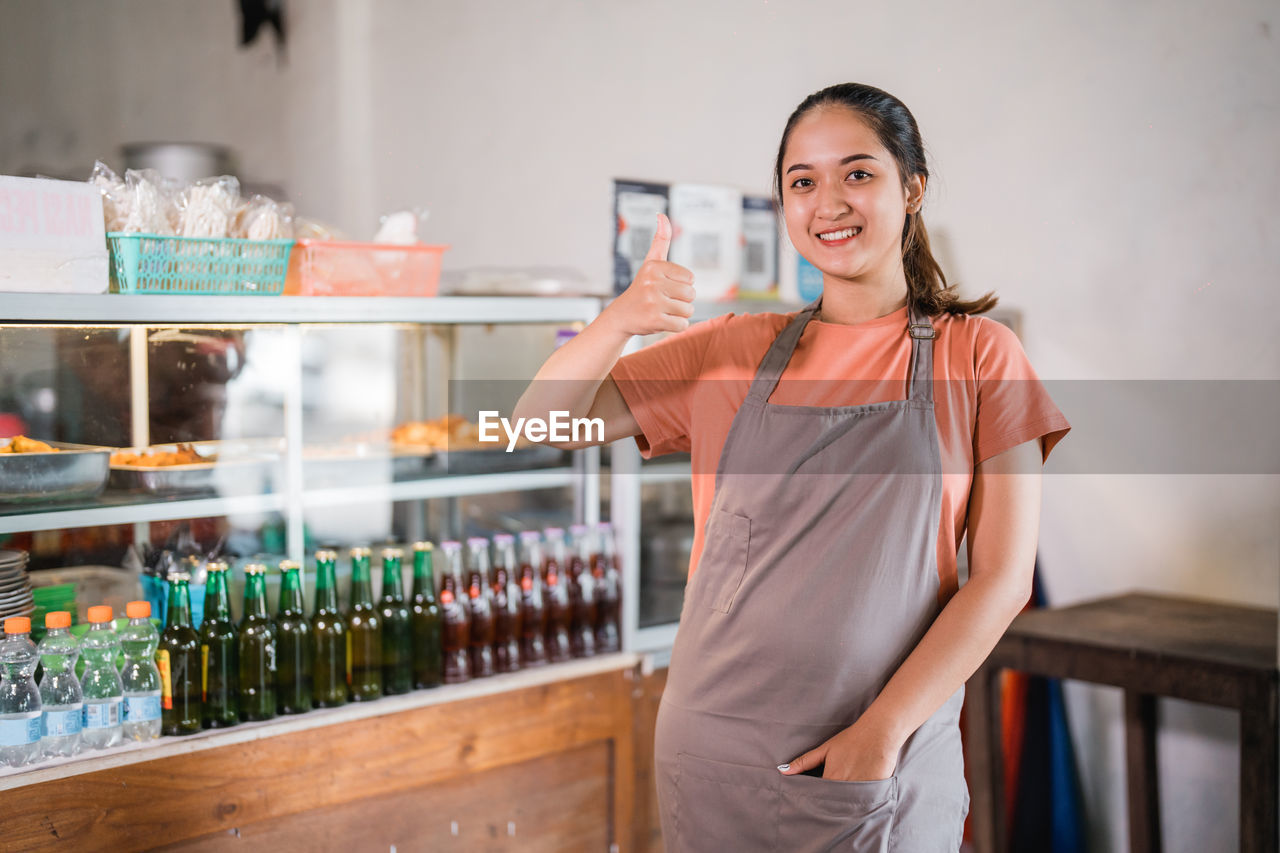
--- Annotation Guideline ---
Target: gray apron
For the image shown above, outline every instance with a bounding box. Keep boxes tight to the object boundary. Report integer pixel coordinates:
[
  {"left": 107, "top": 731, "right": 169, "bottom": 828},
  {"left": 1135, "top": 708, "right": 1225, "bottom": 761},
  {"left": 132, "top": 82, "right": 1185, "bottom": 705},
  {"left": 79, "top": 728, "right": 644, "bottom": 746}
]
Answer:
[{"left": 654, "top": 298, "right": 969, "bottom": 852}]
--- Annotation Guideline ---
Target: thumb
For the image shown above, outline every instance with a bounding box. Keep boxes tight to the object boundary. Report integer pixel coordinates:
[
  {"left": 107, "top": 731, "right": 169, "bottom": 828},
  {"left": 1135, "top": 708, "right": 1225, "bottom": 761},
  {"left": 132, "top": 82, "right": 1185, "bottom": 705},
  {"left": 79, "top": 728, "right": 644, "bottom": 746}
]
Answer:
[
  {"left": 778, "top": 742, "right": 827, "bottom": 776},
  {"left": 644, "top": 212, "right": 672, "bottom": 262}
]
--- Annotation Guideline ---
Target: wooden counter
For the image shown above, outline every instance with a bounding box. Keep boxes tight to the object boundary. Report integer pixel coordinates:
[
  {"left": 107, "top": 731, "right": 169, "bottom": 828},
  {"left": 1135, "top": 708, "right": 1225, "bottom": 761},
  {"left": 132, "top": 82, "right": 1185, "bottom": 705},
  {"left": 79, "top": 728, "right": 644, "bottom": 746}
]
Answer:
[{"left": 2, "top": 653, "right": 651, "bottom": 852}]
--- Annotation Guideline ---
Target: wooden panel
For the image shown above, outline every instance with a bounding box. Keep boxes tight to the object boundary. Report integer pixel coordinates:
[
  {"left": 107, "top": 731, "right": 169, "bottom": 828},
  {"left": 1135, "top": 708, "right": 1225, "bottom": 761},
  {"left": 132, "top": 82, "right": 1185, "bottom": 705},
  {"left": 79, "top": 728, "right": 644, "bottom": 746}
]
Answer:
[
  {"left": 4, "top": 668, "right": 636, "bottom": 852},
  {"left": 167, "top": 742, "right": 612, "bottom": 853}
]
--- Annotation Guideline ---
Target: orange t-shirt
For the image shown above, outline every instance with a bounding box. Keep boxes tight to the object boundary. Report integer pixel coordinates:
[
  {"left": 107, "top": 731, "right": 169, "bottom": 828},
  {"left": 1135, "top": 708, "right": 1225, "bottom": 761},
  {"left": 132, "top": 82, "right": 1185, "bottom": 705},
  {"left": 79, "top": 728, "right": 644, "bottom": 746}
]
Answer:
[{"left": 610, "top": 304, "right": 1071, "bottom": 604}]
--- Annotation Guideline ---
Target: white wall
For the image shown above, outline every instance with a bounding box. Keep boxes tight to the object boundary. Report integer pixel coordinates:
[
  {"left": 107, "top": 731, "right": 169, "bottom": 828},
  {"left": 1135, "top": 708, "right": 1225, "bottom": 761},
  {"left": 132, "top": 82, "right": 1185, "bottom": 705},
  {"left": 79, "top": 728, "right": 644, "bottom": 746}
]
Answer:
[{"left": 3, "top": 1, "right": 1277, "bottom": 849}]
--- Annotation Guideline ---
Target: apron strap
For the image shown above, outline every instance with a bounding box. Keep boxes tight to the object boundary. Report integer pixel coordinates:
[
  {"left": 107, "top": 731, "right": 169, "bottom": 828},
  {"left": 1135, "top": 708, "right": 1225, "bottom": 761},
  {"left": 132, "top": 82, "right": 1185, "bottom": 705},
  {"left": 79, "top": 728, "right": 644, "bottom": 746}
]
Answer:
[
  {"left": 907, "top": 303, "right": 936, "bottom": 404},
  {"left": 745, "top": 296, "right": 937, "bottom": 405},
  {"left": 745, "top": 297, "right": 822, "bottom": 404}
]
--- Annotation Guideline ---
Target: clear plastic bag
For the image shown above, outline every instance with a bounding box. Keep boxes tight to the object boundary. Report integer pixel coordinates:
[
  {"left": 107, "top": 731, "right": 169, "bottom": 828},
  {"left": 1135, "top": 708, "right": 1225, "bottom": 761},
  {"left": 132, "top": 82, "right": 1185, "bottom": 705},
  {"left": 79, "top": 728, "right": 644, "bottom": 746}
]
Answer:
[
  {"left": 121, "top": 168, "right": 179, "bottom": 235},
  {"left": 231, "top": 194, "right": 295, "bottom": 240},
  {"left": 373, "top": 207, "right": 430, "bottom": 244},
  {"left": 89, "top": 160, "right": 128, "bottom": 232},
  {"left": 178, "top": 175, "right": 241, "bottom": 238}
]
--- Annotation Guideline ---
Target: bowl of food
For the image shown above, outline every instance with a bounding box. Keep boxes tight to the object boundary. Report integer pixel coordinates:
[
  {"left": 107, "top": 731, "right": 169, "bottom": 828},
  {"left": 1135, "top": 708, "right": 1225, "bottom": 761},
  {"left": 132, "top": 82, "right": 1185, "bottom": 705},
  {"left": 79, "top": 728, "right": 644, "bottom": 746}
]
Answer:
[{"left": 0, "top": 436, "right": 112, "bottom": 506}]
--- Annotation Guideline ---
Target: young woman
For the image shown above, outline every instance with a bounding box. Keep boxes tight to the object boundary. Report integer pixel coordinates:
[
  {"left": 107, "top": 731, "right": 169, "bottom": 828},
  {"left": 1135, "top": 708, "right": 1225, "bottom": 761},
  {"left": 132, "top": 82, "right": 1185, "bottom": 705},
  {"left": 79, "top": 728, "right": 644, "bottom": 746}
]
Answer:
[{"left": 516, "top": 82, "right": 1069, "bottom": 851}]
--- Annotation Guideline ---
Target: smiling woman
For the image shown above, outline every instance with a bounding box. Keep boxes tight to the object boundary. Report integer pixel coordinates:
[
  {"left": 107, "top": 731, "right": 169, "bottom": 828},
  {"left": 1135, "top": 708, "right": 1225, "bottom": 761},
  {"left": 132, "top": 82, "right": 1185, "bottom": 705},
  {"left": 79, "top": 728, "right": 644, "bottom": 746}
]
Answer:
[{"left": 515, "top": 81, "right": 1069, "bottom": 853}]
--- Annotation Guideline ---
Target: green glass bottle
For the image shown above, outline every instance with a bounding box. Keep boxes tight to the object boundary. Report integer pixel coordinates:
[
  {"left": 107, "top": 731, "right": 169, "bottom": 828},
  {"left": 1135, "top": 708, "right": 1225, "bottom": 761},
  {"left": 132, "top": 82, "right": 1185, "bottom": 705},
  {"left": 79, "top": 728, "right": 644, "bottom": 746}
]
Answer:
[
  {"left": 410, "top": 542, "right": 443, "bottom": 689},
  {"left": 238, "top": 564, "right": 276, "bottom": 722},
  {"left": 158, "top": 573, "right": 202, "bottom": 735},
  {"left": 378, "top": 548, "right": 412, "bottom": 695},
  {"left": 275, "top": 560, "right": 313, "bottom": 714},
  {"left": 311, "top": 549, "right": 348, "bottom": 708},
  {"left": 346, "top": 547, "right": 382, "bottom": 701},
  {"left": 199, "top": 561, "right": 239, "bottom": 728}
]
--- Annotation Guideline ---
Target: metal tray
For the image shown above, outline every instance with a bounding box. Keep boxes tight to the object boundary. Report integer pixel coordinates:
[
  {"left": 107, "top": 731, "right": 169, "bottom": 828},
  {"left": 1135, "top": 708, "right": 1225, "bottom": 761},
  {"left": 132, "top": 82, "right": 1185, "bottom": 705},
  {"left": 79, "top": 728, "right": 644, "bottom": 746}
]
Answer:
[
  {"left": 433, "top": 444, "right": 568, "bottom": 475},
  {"left": 0, "top": 442, "right": 112, "bottom": 506},
  {"left": 304, "top": 443, "right": 440, "bottom": 488},
  {"left": 108, "top": 440, "right": 281, "bottom": 496}
]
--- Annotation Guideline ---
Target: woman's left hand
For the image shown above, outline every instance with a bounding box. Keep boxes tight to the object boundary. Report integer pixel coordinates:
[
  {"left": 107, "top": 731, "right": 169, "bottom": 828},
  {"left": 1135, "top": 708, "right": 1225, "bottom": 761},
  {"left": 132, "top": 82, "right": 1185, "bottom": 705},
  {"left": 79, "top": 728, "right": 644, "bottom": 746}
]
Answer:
[{"left": 778, "top": 717, "right": 901, "bottom": 782}]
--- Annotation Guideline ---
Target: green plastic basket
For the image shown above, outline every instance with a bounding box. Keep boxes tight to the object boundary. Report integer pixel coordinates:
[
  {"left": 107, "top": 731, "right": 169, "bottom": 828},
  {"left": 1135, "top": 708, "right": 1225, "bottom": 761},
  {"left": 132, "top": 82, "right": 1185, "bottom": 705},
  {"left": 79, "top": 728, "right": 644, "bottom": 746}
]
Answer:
[{"left": 107, "top": 232, "right": 293, "bottom": 295}]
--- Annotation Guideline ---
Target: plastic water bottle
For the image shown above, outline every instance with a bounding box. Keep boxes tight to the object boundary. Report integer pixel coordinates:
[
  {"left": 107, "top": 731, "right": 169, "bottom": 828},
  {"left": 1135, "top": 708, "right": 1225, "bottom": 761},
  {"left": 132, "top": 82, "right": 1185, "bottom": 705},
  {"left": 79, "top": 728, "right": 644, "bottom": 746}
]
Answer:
[
  {"left": 118, "top": 601, "right": 162, "bottom": 741},
  {"left": 80, "top": 606, "right": 123, "bottom": 749},
  {"left": 37, "top": 611, "right": 82, "bottom": 757},
  {"left": 0, "top": 616, "right": 42, "bottom": 767}
]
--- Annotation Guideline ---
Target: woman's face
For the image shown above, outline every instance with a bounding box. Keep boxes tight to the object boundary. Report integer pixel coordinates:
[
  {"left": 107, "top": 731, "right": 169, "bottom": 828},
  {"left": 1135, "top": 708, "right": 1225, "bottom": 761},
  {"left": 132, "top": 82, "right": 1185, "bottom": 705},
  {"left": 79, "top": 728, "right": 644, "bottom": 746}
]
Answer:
[{"left": 780, "top": 106, "right": 922, "bottom": 289}]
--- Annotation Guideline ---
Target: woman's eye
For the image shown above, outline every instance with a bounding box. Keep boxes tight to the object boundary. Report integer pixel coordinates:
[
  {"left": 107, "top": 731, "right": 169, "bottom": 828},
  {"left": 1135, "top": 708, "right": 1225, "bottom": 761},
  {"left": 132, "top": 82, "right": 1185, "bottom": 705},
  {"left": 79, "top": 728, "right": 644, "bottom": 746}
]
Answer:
[
  {"left": 847, "top": 170, "right": 872, "bottom": 181},
  {"left": 789, "top": 177, "right": 813, "bottom": 189}
]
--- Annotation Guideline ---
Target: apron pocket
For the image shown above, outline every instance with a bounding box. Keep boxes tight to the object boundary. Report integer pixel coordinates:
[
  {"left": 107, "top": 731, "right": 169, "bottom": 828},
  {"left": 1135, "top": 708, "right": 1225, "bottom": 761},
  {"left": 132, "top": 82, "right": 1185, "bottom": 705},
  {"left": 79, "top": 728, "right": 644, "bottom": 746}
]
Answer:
[
  {"left": 700, "top": 509, "right": 751, "bottom": 613},
  {"left": 778, "top": 773, "right": 898, "bottom": 853},
  {"left": 673, "top": 751, "right": 780, "bottom": 851}
]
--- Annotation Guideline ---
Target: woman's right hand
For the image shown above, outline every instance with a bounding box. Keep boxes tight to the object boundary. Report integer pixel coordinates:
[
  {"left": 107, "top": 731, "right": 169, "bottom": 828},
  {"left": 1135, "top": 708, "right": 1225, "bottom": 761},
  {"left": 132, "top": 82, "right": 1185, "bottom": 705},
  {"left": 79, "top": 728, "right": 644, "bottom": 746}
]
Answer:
[{"left": 601, "top": 213, "right": 696, "bottom": 337}]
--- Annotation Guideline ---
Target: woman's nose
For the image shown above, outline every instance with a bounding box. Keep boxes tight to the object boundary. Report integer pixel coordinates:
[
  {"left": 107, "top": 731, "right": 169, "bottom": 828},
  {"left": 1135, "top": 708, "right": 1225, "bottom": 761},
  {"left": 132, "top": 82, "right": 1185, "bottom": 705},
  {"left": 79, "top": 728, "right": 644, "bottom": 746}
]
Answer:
[{"left": 815, "top": 185, "right": 850, "bottom": 219}]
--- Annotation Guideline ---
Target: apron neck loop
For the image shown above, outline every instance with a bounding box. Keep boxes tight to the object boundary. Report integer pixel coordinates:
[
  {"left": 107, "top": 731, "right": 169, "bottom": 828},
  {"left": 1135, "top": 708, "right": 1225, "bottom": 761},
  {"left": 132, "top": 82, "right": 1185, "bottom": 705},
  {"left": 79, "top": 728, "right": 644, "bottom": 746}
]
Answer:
[{"left": 745, "top": 295, "right": 937, "bottom": 405}]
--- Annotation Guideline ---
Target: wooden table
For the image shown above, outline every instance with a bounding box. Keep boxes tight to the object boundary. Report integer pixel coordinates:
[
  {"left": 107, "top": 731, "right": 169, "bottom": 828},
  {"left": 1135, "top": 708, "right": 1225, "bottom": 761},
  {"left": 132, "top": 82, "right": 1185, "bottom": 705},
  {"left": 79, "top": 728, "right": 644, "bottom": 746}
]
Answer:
[{"left": 966, "top": 592, "right": 1278, "bottom": 853}]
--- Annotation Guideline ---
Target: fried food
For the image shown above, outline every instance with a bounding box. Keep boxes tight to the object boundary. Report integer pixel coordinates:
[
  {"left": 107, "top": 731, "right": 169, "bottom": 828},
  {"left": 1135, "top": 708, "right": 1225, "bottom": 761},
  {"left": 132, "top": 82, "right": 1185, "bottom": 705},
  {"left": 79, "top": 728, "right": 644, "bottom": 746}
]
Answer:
[
  {"left": 0, "top": 435, "right": 60, "bottom": 454},
  {"left": 392, "top": 415, "right": 526, "bottom": 451},
  {"left": 111, "top": 443, "right": 211, "bottom": 467}
]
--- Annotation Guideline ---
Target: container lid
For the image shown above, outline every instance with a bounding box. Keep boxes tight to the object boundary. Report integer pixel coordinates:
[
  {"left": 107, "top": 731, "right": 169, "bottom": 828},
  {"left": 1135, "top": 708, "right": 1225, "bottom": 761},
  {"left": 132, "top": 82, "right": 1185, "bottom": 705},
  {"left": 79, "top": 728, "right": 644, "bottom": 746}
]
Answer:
[
  {"left": 126, "top": 601, "right": 151, "bottom": 619},
  {"left": 519, "top": 531, "right": 542, "bottom": 542},
  {"left": 314, "top": 549, "right": 338, "bottom": 561},
  {"left": 492, "top": 533, "right": 515, "bottom": 544},
  {"left": 380, "top": 547, "right": 403, "bottom": 560},
  {"left": 411, "top": 541, "right": 434, "bottom": 552},
  {"left": 45, "top": 611, "right": 71, "bottom": 629},
  {"left": 244, "top": 563, "right": 267, "bottom": 575},
  {"left": 278, "top": 560, "right": 301, "bottom": 572},
  {"left": 543, "top": 527, "right": 565, "bottom": 537},
  {"left": 87, "top": 605, "right": 113, "bottom": 624},
  {"left": 349, "top": 546, "right": 372, "bottom": 559},
  {"left": 465, "top": 537, "right": 489, "bottom": 548},
  {"left": 5, "top": 616, "right": 31, "bottom": 634}
]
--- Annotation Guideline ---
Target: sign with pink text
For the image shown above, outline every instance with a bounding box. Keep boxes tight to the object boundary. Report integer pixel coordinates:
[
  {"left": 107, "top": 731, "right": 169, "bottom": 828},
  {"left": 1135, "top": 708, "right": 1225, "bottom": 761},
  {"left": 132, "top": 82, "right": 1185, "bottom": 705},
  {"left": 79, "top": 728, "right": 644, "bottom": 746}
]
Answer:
[{"left": 0, "top": 175, "right": 108, "bottom": 293}]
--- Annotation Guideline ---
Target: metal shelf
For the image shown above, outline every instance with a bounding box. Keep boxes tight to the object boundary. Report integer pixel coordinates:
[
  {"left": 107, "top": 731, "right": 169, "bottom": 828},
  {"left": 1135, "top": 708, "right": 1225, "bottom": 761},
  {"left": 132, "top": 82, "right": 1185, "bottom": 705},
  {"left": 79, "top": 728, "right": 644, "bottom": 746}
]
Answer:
[
  {"left": 0, "top": 492, "right": 288, "bottom": 535},
  {"left": 301, "top": 468, "right": 579, "bottom": 508},
  {"left": 0, "top": 294, "right": 603, "bottom": 325}
]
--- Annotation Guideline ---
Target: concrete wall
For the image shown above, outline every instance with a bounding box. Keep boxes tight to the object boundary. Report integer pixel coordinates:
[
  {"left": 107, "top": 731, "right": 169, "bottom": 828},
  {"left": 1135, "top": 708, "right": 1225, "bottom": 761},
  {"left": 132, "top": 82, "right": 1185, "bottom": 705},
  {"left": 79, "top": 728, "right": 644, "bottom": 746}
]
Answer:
[{"left": 2, "top": 1, "right": 1277, "bottom": 849}]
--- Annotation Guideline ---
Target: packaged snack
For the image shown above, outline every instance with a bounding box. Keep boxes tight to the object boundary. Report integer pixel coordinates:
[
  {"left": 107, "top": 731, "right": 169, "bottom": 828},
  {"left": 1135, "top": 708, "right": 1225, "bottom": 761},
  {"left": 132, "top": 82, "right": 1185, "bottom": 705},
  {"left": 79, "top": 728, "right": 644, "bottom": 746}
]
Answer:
[
  {"left": 121, "top": 169, "right": 178, "bottom": 235},
  {"left": 90, "top": 161, "right": 128, "bottom": 232},
  {"left": 177, "top": 175, "right": 241, "bottom": 238},
  {"left": 231, "top": 195, "right": 295, "bottom": 241},
  {"left": 373, "top": 208, "right": 428, "bottom": 245}
]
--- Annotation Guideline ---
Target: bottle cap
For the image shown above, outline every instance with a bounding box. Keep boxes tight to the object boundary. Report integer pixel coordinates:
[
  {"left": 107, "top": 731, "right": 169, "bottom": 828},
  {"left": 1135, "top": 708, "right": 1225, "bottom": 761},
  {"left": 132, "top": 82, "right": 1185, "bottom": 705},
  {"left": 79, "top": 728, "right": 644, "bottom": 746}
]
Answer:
[
  {"left": 171, "top": 572, "right": 191, "bottom": 583},
  {"left": 314, "top": 549, "right": 337, "bottom": 562},
  {"left": 4, "top": 616, "right": 31, "bottom": 634},
  {"left": 45, "top": 611, "right": 71, "bottom": 629},
  {"left": 519, "top": 530, "right": 542, "bottom": 543},
  {"left": 349, "top": 546, "right": 372, "bottom": 559},
  {"left": 466, "top": 537, "right": 489, "bottom": 549},
  {"left": 440, "top": 540, "right": 461, "bottom": 550},
  {"left": 87, "top": 605, "right": 113, "bottom": 624},
  {"left": 543, "top": 527, "right": 564, "bottom": 537},
  {"left": 126, "top": 601, "right": 151, "bottom": 619},
  {"left": 412, "top": 541, "right": 434, "bottom": 552},
  {"left": 596, "top": 521, "right": 613, "bottom": 531},
  {"left": 492, "top": 533, "right": 515, "bottom": 544},
  {"left": 206, "top": 560, "right": 229, "bottom": 573},
  {"left": 569, "top": 524, "right": 589, "bottom": 535},
  {"left": 244, "top": 563, "right": 267, "bottom": 576},
  {"left": 278, "top": 560, "right": 301, "bottom": 573},
  {"left": 381, "top": 547, "right": 403, "bottom": 561}
]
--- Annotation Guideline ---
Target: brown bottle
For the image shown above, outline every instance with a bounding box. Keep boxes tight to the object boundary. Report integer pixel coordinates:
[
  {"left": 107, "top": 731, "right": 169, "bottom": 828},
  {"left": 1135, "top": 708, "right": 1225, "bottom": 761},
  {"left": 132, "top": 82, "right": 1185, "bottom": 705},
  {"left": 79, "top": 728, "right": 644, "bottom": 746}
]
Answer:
[
  {"left": 438, "top": 541, "right": 471, "bottom": 683},
  {"left": 517, "top": 531, "right": 548, "bottom": 667},
  {"left": 464, "top": 537, "right": 496, "bottom": 679},
  {"left": 490, "top": 533, "right": 521, "bottom": 673},
  {"left": 566, "top": 525, "right": 597, "bottom": 658},
  {"left": 541, "top": 527, "right": 573, "bottom": 663},
  {"left": 592, "top": 521, "right": 622, "bottom": 653}
]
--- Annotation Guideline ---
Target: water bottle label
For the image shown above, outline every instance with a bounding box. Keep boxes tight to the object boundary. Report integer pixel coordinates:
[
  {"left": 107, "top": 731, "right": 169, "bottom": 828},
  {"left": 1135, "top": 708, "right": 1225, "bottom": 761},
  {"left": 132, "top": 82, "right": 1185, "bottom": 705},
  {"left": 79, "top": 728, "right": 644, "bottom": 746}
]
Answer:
[
  {"left": 124, "top": 695, "right": 161, "bottom": 723},
  {"left": 0, "top": 715, "right": 41, "bottom": 746},
  {"left": 83, "top": 700, "right": 122, "bottom": 729},
  {"left": 42, "top": 708, "right": 83, "bottom": 738}
]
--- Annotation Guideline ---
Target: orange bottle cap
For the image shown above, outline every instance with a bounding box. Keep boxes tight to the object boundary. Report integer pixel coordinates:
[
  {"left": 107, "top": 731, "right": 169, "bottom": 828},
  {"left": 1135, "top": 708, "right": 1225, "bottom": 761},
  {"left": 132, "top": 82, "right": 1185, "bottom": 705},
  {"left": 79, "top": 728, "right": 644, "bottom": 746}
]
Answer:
[
  {"left": 45, "top": 611, "right": 71, "bottom": 629},
  {"left": 4, "top": 616, "right": 31, "bottom": 634},
  {"left": 87, "top": 605, "right": 113, "bottom": 624},
  {"left": 126, "top": 600, "right": 151, "bottom": 619}
]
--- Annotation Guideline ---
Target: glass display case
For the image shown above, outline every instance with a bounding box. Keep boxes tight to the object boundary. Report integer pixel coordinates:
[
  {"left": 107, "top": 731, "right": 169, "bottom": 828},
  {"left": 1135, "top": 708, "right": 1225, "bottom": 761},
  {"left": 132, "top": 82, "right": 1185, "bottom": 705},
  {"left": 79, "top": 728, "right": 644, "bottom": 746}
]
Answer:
[{"left": 0, "top": 294, "right": 603, "bottom": 613}]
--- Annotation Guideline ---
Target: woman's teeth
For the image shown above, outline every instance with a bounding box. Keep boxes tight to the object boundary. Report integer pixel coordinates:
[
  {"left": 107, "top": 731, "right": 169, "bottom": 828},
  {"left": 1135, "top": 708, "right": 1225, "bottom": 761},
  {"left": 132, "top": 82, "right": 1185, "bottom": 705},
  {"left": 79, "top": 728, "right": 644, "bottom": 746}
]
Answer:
[{"left": 818, "top": 227, "right": 860, "bottom": 241}]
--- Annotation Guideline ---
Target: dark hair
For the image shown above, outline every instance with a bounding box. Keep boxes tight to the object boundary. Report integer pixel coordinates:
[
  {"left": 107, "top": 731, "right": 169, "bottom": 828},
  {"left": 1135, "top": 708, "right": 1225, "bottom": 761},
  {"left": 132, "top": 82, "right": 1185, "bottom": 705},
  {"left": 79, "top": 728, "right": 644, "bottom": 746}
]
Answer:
[{"left": 772, "top": 83, "right": 997, "bottom": 316}]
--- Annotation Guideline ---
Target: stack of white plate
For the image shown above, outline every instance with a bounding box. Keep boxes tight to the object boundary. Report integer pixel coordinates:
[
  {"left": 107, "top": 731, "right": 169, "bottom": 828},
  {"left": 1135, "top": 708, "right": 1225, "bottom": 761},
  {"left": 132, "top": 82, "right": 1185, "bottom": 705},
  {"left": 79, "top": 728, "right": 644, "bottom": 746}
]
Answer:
[{"left": 0, "top": 550, "right": 33, "bottom": 621}]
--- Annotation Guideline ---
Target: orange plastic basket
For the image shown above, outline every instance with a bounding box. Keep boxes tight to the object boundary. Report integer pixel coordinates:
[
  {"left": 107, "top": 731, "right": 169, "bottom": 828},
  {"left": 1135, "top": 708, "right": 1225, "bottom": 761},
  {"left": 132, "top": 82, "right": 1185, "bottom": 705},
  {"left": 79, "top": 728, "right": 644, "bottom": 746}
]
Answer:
[{"left": 287, "top": 239, "right": 449, "bottom": 297}]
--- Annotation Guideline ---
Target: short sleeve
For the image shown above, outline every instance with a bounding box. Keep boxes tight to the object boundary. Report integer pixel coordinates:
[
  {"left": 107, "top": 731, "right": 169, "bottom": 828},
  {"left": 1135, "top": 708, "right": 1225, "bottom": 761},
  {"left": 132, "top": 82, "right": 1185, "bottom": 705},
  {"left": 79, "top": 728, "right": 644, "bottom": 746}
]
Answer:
[
  {"left": 972, "top": 317, "right": 1071, "bottom": 465},
  {"left": 609, "top": 315, "right": 728, "bottom": 458}
]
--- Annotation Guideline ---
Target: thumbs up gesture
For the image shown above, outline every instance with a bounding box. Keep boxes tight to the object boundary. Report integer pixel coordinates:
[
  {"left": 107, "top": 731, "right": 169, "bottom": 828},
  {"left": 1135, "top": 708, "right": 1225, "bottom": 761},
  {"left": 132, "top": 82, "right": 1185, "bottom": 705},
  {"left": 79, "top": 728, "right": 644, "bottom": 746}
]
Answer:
[{"left": 604, "top": 213, "right": 696, "bottom": 337}]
